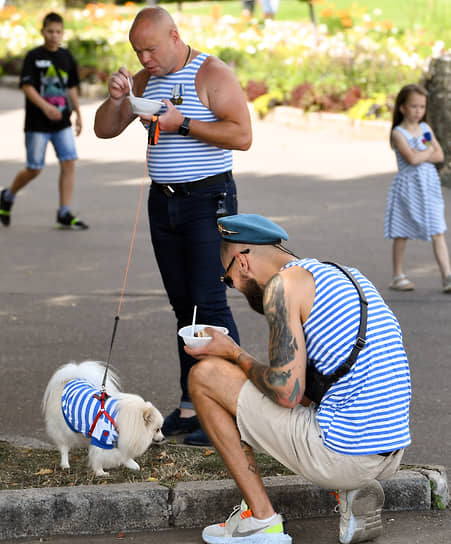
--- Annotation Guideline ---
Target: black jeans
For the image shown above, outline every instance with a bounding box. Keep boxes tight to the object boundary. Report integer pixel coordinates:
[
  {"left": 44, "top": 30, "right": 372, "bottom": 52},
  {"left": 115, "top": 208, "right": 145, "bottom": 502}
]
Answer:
[{"left": 148, "top": 172, "right": 240, "bottom": 408}]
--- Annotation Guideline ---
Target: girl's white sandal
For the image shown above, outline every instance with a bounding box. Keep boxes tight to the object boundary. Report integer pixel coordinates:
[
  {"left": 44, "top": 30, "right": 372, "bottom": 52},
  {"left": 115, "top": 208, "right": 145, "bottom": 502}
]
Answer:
[{"left": 389, "top": 274, "right": 415, "bottom": 291}]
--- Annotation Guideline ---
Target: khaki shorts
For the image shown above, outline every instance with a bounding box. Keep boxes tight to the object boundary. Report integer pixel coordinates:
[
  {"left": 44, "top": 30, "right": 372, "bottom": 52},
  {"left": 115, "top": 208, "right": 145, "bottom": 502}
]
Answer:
[{"left": 237, "top": 380, "right": 404, "bottom": 490}]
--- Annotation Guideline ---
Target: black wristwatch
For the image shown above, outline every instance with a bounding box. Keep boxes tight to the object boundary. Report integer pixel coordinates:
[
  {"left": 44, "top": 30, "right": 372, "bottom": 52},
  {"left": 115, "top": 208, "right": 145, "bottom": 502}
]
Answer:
[{"left": 178, "top": 117, "right": 191, "bottom": 136}]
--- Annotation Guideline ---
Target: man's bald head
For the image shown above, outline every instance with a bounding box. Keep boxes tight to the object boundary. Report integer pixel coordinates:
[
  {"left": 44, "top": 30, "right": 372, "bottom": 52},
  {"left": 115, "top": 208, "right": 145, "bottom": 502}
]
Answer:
[{"left": 130, "top": 7, "right": 176, "bottom": 37}]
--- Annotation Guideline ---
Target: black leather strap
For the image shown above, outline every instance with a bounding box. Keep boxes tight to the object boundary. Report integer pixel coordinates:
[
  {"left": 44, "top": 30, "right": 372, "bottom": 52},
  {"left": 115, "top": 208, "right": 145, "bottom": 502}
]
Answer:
[
  {"left": 320, "top": 261, "right": 368, "bottom": 381},
  {"left": 153, "top": 171, "right": 231, "bottom": 196}
]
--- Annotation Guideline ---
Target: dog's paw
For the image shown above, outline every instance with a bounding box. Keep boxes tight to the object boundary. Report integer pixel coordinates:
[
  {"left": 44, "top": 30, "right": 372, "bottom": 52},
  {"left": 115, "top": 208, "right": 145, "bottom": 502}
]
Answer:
[
  {"left": 60, "top": 464, "right": 70, "bottom": 471},
  {"left": 124, "top": 459, "right": 140, "bottom": 471},
  {"left": 94, "top": 469, "right": 110, "bottom": 477}
]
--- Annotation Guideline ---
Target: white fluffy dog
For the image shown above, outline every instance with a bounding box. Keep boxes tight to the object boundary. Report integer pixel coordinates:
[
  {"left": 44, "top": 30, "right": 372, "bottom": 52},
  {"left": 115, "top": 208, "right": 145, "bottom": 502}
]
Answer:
[{"left": 42, "top": 360, "right": 164, "bottom": 476}]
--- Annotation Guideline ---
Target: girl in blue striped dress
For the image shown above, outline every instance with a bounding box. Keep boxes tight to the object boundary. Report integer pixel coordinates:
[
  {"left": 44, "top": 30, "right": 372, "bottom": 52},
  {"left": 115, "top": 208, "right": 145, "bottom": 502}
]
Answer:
[{"left": 384, "top": 84, "right": 451, "bottom": 293}]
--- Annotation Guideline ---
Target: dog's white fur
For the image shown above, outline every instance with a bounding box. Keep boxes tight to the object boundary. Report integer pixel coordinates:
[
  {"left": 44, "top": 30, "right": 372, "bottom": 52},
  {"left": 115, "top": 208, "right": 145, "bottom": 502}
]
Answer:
[{"left": 42, "top": 360, "right": 164, "bottom": 476}]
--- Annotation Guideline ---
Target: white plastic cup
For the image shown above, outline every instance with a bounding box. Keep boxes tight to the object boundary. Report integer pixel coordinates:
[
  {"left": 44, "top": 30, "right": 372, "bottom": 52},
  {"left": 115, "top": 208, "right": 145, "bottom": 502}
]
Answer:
[
  {"left": 128, "top": 96, "right": 163, "bottom": 115},
  {"left": 178, "top": 324, "right": 229, "bottom": 348}
]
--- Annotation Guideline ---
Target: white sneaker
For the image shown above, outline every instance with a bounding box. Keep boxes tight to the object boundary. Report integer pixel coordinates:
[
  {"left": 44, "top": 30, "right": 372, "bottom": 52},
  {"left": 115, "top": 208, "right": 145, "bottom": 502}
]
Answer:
[
  {"left": 202, "top": 500, "right": 292, "bottom": 544},
  {"left": 338, "top": 480, "right": 385, "bottom": 544}
]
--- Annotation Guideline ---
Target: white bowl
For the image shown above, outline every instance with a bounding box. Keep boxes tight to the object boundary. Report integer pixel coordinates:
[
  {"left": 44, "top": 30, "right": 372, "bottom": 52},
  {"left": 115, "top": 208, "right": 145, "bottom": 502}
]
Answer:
[
  {"left": 178, "top": 324, "right": 229, "bottom": 348},
  {"left": 128, "top": 95, "right": 163, "bottom": 116}
]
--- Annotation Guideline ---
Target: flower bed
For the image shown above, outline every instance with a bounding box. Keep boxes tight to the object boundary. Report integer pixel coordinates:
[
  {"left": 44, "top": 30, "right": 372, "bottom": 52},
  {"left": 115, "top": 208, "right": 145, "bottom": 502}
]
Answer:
[{"left": 0, "top": 2, "right": 448, "bottom": 120}]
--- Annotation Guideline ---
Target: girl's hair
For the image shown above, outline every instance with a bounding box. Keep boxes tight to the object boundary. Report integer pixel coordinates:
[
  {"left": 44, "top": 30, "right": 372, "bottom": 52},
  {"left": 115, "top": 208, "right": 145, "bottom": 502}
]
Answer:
[
  {"left": 42, "top": 12, "right": 64, "bottom": 28},
  {"left": 390, "top": 84, "right": 429, "bottom": 147},
  {"left": 391, "top": 83, "right": 428, "bottom": 132}
]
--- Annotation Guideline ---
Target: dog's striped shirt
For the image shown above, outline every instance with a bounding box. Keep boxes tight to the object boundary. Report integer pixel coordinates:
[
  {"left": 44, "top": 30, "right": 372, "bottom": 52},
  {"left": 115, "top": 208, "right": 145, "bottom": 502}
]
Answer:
[{"left": 62, "top": 379, "right": 119, "bottom": 449}]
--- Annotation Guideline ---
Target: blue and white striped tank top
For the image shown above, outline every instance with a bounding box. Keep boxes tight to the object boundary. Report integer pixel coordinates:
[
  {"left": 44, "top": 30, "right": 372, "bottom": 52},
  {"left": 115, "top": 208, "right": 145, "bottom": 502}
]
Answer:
[
  {"left": 142, "top": 53, "right": 233, "bottom": 183},
  {"left": 62, "top": 379, "right": 119, "bottom": 449},
  {"left": 281, "top": 259, "right": 411, "bottom": 455}
]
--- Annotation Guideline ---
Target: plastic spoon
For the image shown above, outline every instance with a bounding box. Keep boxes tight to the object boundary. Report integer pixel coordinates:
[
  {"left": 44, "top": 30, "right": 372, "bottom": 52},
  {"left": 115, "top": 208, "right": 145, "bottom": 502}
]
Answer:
[
  {"left": 127, "top": 76, "right": 134, "bottom": 97},
  {"left": 191, "top": 305, "right": 197, "bottom": 337},
  {"left": 124, "top": 66, "right": 134, "bottom": 96}
]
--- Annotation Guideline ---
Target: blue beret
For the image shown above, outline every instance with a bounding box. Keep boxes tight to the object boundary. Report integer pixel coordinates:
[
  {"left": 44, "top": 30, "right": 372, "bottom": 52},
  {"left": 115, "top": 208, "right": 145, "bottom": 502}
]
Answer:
[{"left": 217, "top": 214, "right": 288, "bottom": 245}]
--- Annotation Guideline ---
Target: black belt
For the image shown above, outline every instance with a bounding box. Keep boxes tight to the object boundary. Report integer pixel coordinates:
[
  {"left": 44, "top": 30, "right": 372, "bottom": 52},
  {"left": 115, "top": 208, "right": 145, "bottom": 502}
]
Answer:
[
  {"left": 378, "top": 449, "right": 400, "bottom": 457},
  {"left": 153, "top": 171, "right": 230, "bottom": 198}
]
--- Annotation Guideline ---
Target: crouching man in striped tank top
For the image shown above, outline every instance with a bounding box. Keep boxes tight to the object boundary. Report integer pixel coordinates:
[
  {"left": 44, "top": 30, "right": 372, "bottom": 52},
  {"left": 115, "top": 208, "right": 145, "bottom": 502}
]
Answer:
[
  {"left": 94, "top": 8, "right": 252, "bottom": 447},
  {"left": 186, "top": 213, "right": 411, "bottom": 544}
]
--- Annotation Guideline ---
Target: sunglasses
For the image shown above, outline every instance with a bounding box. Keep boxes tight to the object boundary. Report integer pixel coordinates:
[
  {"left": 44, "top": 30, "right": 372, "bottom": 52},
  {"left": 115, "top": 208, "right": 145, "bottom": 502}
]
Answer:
[{"left": 220, "top": 249, "right": 250, "bottom": 288}]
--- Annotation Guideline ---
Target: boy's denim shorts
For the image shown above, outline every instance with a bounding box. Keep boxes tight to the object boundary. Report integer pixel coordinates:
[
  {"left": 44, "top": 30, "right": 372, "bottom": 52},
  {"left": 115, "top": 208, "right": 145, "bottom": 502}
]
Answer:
[
  {"left": 261, "top": 0, "right": 279, "bottom": 14},
  {"left": 25, "top": 127, "right": 78, "bottom": 170}
]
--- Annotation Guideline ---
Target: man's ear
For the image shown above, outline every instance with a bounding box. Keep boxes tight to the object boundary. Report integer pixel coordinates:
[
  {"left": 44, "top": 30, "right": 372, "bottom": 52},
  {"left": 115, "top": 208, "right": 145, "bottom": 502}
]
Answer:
[
  {"left": 237, "top": 251, "right": 250, "bottom": 272},
  {"left": 170, "top": 28, "right": 180, "bottom": 44}
]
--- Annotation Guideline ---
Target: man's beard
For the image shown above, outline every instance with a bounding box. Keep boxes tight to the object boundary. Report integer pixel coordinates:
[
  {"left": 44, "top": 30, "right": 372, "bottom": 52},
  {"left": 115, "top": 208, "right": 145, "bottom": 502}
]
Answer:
[{"left": 243, "top": 278, "right": 265, "bottom": 315}]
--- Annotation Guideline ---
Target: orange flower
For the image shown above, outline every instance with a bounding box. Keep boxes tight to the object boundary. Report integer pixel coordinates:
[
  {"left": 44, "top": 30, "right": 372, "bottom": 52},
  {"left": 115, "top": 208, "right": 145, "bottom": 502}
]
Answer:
[
  {"left": 124, "top": 1, "right": 136, "bottom": 6},
  {"left": 0, "top": 5, "right": 17, "bottom": 18},
  {"left": 320, "top": 7, "right": 334, "bottom": 18},
  {"left": 337, "top": 9, "right": 349, "bottom": 18},
  {"left": 381, "top": 19, "right": 394, "bottom": 30},
  {"left": 341, "top": 17, "right": 353, "bottom": 27},
  {"left": 211, "top": 4, "right": 222, "bottom": 21}
]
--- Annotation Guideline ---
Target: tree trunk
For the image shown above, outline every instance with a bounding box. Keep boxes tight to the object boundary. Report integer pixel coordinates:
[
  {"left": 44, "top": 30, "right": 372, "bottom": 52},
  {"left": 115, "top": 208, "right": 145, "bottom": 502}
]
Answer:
[
  {"left": 424, "top": 54, "right": 451, "bottom": 187},
  {"left": 308, "top": 0, "right": 316, "bottom": 27}
]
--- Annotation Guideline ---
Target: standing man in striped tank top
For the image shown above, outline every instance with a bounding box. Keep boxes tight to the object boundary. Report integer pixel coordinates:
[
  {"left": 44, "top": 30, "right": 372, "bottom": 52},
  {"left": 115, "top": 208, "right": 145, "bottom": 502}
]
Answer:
[
  {"left": 186, "top": 214, "right": 411, "bottom": 544},
  {"left": 94, "top": 8, "right": 252, "bottom": 447}
]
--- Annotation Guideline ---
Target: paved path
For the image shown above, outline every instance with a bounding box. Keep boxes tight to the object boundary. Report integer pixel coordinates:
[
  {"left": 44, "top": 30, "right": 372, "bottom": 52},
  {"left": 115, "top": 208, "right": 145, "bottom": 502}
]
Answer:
[
  {"left": 18, "top": 510, "right": 451, "bottom": 544},
  {"left": 1, "top": 87, "right": 450, "bottom": 542},
  {"left": 1, "top": 87, "right": 450, "bottom": 468}
]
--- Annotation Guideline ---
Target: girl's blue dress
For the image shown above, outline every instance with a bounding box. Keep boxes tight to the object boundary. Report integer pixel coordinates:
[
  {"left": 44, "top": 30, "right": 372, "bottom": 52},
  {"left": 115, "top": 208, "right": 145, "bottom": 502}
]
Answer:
[{"left": 384, "top": 122, "right": 447, "bottom": 241}]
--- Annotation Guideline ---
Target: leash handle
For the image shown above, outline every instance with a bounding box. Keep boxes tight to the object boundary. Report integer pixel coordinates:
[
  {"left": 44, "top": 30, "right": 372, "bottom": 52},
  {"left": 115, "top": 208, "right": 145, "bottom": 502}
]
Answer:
[{"left": 148, "top": 115, "right": 160, "bottom": 145}]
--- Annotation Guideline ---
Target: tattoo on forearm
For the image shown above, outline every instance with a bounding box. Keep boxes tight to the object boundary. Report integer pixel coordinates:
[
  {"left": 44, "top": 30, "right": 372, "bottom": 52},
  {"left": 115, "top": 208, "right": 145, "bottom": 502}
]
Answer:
[{"left": 289, "top": 378, "right": 301, "bottom": 404}]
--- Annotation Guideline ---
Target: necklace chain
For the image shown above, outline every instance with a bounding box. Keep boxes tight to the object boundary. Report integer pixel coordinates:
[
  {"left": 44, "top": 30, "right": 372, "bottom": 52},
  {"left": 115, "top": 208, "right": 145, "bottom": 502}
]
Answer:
[{"left": 183, "top": 45, "right": 191, "bottom": 68}]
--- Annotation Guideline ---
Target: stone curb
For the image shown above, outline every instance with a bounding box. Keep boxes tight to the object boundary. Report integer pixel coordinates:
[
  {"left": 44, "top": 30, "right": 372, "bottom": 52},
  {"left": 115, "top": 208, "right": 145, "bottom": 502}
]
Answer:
[{"left": 0, "top": 465, "right": 446, "bottom": 540}]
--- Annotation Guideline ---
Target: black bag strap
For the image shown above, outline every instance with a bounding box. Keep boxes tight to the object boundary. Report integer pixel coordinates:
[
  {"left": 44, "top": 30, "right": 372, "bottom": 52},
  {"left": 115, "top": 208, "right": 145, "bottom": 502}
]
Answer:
[{"left": 320, "top": 261, "right": 368, "bottom": 381}]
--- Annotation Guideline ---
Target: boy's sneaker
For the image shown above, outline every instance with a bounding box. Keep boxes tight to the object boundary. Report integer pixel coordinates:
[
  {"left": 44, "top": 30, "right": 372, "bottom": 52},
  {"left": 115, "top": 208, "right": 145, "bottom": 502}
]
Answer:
[
  {"left": 338, "top": 480, "right": 384, "bottom": 544},
  {"left": 56, "top": 210, "right": 89, "bottom": 230},
  {"left": 0, "top": 189, "right": 13, "bottom": 226},
  {"left": 202, "top": 500, "right": 292, "bottom": 544}
]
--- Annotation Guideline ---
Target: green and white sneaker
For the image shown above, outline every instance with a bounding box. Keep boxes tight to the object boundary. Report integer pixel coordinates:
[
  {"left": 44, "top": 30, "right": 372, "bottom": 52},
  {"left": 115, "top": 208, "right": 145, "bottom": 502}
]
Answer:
[
  {"left": 338, "top": 480, "right": 385, "bottom": 544},
  {"left": 202, "top": 500, "right": 292, "bottom": 544},
  {"left": 56, "top": 210, "right": 89, "bottom": 230}
]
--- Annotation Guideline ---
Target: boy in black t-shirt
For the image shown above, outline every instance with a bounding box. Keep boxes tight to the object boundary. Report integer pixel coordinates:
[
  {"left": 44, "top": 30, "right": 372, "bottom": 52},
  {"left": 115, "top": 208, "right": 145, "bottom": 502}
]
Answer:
[{"left": 0, "top": 12, "right": 88, "bottom": 229}]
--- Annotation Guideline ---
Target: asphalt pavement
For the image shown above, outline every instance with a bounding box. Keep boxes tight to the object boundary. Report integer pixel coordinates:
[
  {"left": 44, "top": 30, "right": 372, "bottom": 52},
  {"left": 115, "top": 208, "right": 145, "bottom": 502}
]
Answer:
[
  {"left": 14, "top": 510, "right": 451, "bottom": 544},
  {"left": 1, "top": 86, "right": 450, "bottom": 542}
]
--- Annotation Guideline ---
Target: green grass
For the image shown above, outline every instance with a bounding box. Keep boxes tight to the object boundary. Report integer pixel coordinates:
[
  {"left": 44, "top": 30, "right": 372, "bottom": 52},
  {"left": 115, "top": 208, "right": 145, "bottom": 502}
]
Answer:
[{"left": 161, "top": 0, "right": 450, "bottom": 43}]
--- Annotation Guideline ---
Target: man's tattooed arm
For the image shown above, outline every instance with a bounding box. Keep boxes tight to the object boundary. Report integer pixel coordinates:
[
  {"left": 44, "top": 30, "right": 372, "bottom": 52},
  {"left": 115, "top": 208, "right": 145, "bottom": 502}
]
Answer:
[{"left": 234, "top": 273, "right": 305, "bottom": 407}]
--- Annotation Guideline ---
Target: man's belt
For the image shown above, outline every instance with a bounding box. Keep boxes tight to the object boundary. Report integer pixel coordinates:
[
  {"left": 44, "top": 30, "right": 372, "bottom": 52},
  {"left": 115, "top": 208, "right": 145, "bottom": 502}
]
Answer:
[
  {"left": 153, "top": 171, "right": 230, "bottom": 197},
  {"left": 378, "top": 449, "right": 400, "bottom": 457}
]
